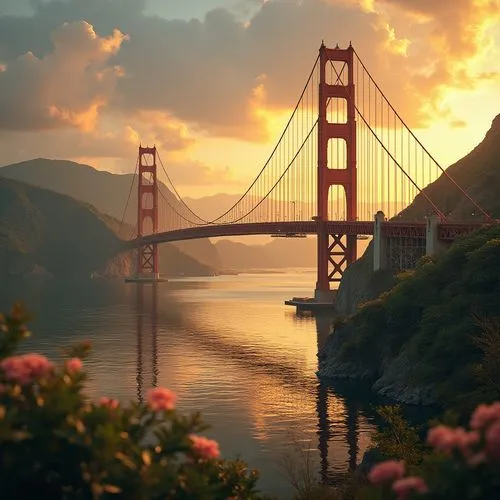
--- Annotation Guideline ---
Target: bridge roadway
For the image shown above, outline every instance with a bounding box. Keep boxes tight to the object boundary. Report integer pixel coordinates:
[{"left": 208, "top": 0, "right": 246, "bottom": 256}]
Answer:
[{"left": 129, "top": 220, "right": 487, "bottom": 246}]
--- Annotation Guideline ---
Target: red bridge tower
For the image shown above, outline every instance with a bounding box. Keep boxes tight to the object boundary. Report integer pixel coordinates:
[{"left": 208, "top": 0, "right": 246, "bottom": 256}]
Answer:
[
  {"left": 137, "top": 145, "right": 159, "bottom": 278},
  {"left": 315, "top": 43, "right": 357, "bottom": 301}
]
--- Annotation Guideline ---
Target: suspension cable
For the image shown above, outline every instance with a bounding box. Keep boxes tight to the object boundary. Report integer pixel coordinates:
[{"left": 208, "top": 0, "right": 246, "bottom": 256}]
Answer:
[
  {"left": 155, "top": 54, "right": 320, "bottom": 225},
  {"left": 156, "top": 151, "right": 207, "bottom": 224},
  {"left": 328, "top": 59, "right": 445, "bottom": 219},
  {"left": 355, "top": 110, "right": 446, "bottom": 219},
  {"left": 119, "top": 154, "right": 139, "bottom": 238},
  {"left": 156, "top": 181, "right": 206, "bottom": 226},
  {"left": 216, "top": 121, "right": 318, "bottom": 223},
  {"left": 352, "top": 48, "right": 493, "bottom": 221}
]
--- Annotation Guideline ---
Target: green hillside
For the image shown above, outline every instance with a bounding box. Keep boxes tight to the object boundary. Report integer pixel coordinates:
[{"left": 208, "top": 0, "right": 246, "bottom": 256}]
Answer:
[
  {"left": 0, "top": 177, "right": 213, "bottom": 281},
  {"left": 0, "top": 177, "right": 124, "bottom": 281},
  {"left": 319, "top": 224, "right": 500, "bottom": 411},
  {"left": 0, "top": 158, "right": 221, "bottom": 269}
]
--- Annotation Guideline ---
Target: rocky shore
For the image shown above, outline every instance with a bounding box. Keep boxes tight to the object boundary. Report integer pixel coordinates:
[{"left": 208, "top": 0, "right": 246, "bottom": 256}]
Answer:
[{"left": 318, "top": 330, "right": 437, "bottom": 405}]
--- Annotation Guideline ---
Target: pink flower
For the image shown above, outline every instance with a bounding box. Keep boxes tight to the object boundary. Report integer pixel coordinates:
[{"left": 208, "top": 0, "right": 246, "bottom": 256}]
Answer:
[
  {"left": 427, "top": 425, "right": 456, "bottom": 453},
  {"left": 470, "top": 402, "right": 500, "bottom": 430},
  {"left": 0, "top": 353, "right": 54, "bottom": 385},
  {"left": 392, "top": 476, "right": 429, "bottom": 499},
  {"left": 485, "top": 421, "right": 500, "bottom": 460},
  {"left": 189, "top": 434, "right": 220, "bottom": 459},
  {"left": 99, "top": 397, "right": 119, "bottom": 409},
  {"left": 147, "top": 387, "right": 177, "bottom": 411},
  {"left": 427, "top": 425, "right": 478, "bottom": 456},
  {"left": 367, "top": 460, "right": 405, "bottom": 485},
  {"left": 66, "top": 357, "right": 83, "bottom": 374}
]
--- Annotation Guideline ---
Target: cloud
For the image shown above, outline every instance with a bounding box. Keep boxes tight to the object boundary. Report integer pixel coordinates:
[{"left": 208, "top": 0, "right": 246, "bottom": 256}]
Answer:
[
  {"left": 0, "top": 126, "right": 137, "bottom": 166},
  {"left": 0, "top": 0, "right": 498, "bottom": 151},
  {"left": 450, "top": 119, "right": 467, "bottom": 129},
  {"left": 0, "top": 110, "right": 197, "bottom": 167},
  {"left": 161, "top": 159, "right": 240, "bottom": 187},
  {"left": 353, "top": 0, "right": 500, "bottom": 124},
  {"left": 0, "top": 20, "right": 127, "bottom": 131}
]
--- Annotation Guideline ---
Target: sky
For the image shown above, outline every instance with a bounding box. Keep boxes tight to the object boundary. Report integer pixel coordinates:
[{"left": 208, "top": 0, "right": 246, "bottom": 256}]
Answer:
[{"left": 0, "top": 0, "right": 499, "bottom": 198}]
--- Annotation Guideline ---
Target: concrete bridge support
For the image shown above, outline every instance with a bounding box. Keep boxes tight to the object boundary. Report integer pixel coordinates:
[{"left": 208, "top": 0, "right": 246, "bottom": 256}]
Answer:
[
  {"left": 374, "top": 212, "right": 454, "bottom": 273},
  {"left": 373, "top": 211, "right": 387, "bottom": 271},
  {"left": 426, "top": 215, "right": 448, "bottom": 257}
]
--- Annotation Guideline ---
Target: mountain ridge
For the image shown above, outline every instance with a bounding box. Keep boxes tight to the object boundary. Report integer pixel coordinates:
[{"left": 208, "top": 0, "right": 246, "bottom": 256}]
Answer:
[
  {"left": 0, "top": 176, "right": 214, "bottom": 281},
  {"left": 0, "top": 158, "right": 221, "bottom": 270}
]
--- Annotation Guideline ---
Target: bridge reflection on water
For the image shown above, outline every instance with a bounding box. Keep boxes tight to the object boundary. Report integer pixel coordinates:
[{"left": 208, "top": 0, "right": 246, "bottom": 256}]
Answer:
[{"left": 134, "top": 283, "right": 367, "bottom": 489}]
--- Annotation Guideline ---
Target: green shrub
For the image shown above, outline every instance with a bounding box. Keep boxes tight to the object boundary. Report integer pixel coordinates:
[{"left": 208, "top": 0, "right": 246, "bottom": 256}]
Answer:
[{"left": 363, "top": 402, "right": 500, "bottom": 499}]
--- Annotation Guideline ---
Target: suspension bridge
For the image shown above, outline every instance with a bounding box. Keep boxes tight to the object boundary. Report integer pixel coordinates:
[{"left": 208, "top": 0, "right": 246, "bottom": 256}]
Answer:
[{"left": 120, "top": 43, "right": 493, "bottom": 304}]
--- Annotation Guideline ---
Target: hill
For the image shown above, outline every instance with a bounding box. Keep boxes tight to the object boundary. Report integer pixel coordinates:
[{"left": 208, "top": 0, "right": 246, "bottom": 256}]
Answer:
[
  {"left": 0, "top": 159, "right": 221, "bottom": 269},
  {"left": 183, "top": 194, "right": 242, "bottom": 222},
  {"left": 399, "top": 114, "right": 500, "bottom": 221},
  {"left": 322, "top": 115, "right": 500, "bottom": 410},
  {"left": 0, "top": 177, "right": 124, "bottom": 281},
  {"left": 0, "top": 177, "right": 213, "bottom": 282},
  {"left": 319, "top": 224, "right": 500, "bottom": 411},
  {"left": 214, "top": 237, "right": 316, "bottom": 270},
  {"left": 336, "top": 113, "right": 500, "bottom": 314}
]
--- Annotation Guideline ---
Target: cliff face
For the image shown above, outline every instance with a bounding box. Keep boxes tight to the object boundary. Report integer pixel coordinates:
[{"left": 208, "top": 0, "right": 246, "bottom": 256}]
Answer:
[{"left": 335, "top": 243, "right": 396, "bottom": 314}]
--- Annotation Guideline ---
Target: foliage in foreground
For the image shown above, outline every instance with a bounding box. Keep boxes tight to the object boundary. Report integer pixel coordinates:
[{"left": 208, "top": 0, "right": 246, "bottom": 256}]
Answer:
[
  {"left": 0, "top": 304, "right": 265, "bottom": 500},
  {"left": 360, "top": 404, "right": 500, "bottom": 499}
]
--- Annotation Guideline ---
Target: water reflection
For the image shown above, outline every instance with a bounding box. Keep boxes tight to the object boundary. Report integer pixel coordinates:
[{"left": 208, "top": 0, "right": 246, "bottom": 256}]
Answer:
[
  {"left": 314, "top": 314, "right": 360, "bottom": 486},
  {"left": 133, "top": 288, "right": 366, "bottom": 492},
  {"left": 135, "top": 284, "right": 159, "bottom": 403},
  {"left": 2, "top": 273, "right": 380, "bottom": 498}
]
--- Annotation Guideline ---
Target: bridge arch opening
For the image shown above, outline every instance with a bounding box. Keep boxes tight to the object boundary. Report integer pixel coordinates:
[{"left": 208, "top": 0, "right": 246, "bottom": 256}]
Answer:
[
  {"left": 327, "top": 185, "right": 347, "bottom": 222},
  {"left": 327, "top": 137, "right": 347, "bottom": 170},
  {"left": 326, "top": 97, "right": 348, "bottom": 125}
]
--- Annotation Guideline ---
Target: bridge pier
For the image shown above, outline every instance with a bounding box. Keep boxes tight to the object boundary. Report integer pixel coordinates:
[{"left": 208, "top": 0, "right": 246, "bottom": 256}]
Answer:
[
  {"left": 373, "top": 212, "right": 456, "bottom": 273},
  {"left": 426, "top": 215, "right": 448, "bottom": 257},
  {"left": 373, "top": 211, "right": 387, "bottom": 272}
]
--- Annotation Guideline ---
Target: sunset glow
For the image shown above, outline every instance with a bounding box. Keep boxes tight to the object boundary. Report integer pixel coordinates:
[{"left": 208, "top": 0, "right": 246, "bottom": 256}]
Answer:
[{"left": 0, "top": 0, "right": 498, "bottom": 199}]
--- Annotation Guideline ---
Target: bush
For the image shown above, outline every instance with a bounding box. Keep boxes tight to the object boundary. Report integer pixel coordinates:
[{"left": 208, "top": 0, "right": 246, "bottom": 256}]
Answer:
[
  {"left": 0, "top": 304, "right": 266, "bottom": 500},
  {"left": 364, "top": 402, "right": 500, "bottom": 499}
]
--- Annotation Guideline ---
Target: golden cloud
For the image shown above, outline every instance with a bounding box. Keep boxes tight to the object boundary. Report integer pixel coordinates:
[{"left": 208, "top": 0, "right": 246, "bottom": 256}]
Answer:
[{"left": 0, "top": 21, "right": 128, "bottom": 131}]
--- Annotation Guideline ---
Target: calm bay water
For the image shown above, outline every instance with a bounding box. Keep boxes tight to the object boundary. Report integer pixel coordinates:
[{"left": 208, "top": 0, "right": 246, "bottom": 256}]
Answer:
[{"left": 1, "top": 270, "right": 382, "bottom": 498}]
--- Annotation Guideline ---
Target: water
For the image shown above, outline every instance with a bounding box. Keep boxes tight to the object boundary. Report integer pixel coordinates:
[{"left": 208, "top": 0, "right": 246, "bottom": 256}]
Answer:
[{"left": 1, "top": 270, "right": 382, "bottom": 498}]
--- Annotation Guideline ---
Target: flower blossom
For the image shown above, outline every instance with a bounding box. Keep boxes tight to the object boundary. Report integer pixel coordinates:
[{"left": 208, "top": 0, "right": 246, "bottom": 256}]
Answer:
[
  {"left": 189, "top": 434, "right": 220, "bottom": 459},
  {"left": 392, "top": 476, "right": 428, "bottom": 499},
  {"left": 66, "top": 357, "right": 83, "bottom": 374},
  {"left": 470, "top": 402, "right": 500, "bottom": 430},
  {"left": 367, "top": 460, "right": 405, "bottom": 485},
  {"left": 485, "top": 421, "right": 500, "bottom": 461},
  {"left": 99, "top": 397, "right": 120, "bottom": 409},
  {"left": 427, "top": 425, "right": 479, "bottom": 456},
  {"left": 0, "top": 353, "right": 54, "bottom": 385},
  {"left": 147, "top": 387, "right": 177, "bottom": 411}
]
